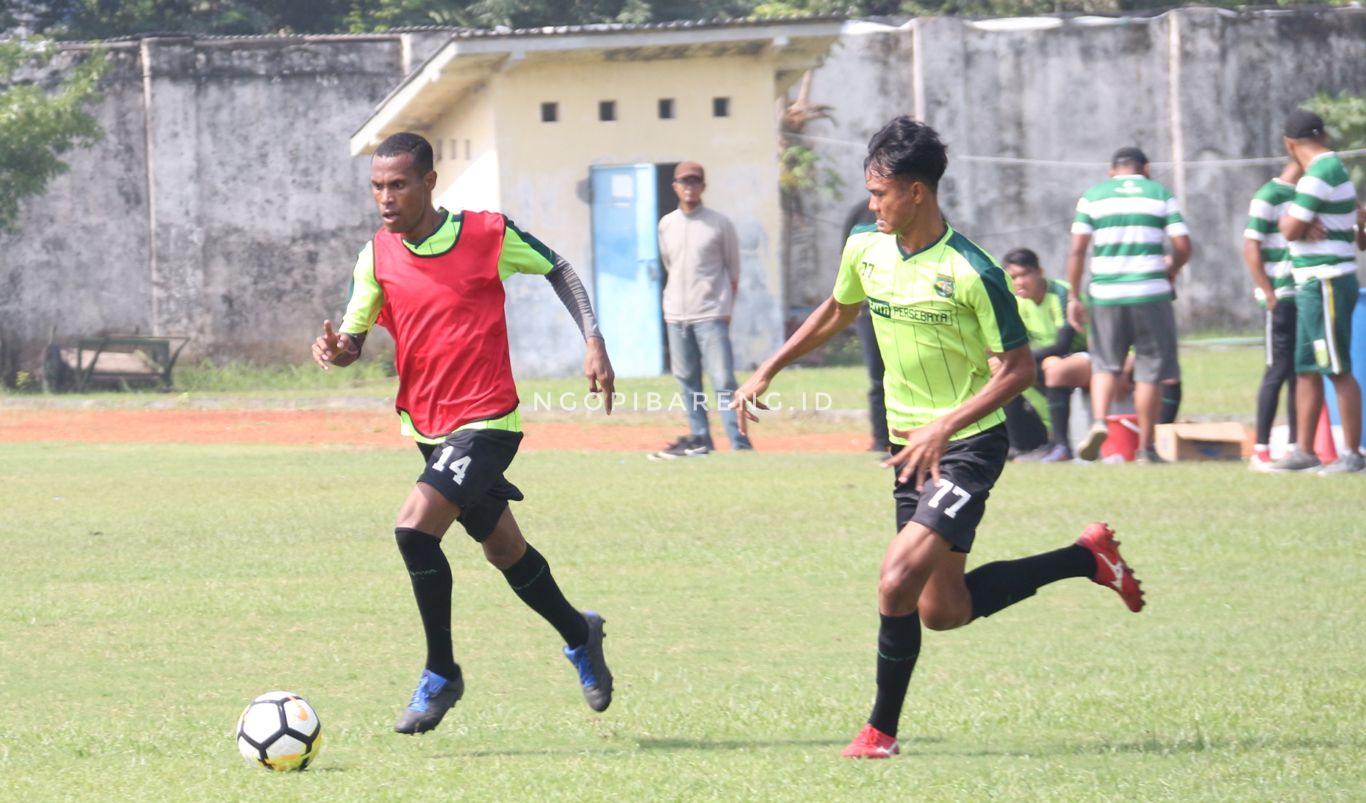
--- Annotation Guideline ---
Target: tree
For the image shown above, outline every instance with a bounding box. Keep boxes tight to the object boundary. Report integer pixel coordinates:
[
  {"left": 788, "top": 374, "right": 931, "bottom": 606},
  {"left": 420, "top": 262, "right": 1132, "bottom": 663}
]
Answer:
[
  {"left": 1305, "top": 91, "right": 1366, "bottom": 188},
  {"left": 0, "top": 40, "right": 106, "bottom": 232}
]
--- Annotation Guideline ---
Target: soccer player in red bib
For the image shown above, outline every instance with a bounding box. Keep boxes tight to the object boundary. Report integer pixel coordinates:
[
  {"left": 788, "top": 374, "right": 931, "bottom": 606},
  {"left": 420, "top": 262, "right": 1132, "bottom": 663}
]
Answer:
[{"left": 311, "top": 132, "right": 616, "bottom": 734}]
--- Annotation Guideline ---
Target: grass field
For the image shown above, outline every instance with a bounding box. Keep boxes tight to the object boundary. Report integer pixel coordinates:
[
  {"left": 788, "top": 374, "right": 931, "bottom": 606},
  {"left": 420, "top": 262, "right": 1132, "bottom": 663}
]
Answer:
[{"left": 3, "top": 431, "right": 1364, "bottom": 800}]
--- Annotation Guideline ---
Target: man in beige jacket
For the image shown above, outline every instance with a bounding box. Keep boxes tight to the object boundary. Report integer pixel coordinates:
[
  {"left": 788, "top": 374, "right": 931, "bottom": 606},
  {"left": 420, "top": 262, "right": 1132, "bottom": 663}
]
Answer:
[{"left": 650, "top": 160, "right": 750, "bottom": 458}]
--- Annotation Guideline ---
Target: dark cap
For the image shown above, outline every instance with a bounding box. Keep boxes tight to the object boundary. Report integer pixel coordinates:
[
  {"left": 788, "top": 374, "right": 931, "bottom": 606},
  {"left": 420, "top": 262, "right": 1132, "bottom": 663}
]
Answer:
[
  {"left": 673, "top": 161, "right": 705, "bottom": 181},
  {"left": 1284, "top": 109, "right": 1326, "bottom": 140},
  {"left": 1111, "top": 146, "right": 1149, "bottom": 167}
]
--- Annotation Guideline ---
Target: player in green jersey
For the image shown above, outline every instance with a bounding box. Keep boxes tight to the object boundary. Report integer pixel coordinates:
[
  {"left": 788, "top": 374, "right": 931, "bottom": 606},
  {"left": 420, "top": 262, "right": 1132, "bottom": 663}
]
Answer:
[
  {"left": 1243, "top": 159, "right": 1302, "bottom": 470},
  {"left": 1066, "top": 147, "right": 1192, "bottom": 463},
  {"left": 1001, "top": 247, "right": 1113, "bottom": 463},
  {"left": 1272, "top": 109, "right": 1363, "bottom": 474},
  {"left": 730, "top": 117, "right": 1145, "bottom": 759}
]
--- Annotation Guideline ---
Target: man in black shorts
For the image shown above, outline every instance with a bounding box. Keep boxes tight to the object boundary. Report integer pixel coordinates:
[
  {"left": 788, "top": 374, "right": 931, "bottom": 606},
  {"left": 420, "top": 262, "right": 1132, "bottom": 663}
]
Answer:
[
  {"left": 311, "top": 132, "right": 616, "bottom": 734},
  {"left": 732, "top": 117, "right": 1146, "bottom": 759}
]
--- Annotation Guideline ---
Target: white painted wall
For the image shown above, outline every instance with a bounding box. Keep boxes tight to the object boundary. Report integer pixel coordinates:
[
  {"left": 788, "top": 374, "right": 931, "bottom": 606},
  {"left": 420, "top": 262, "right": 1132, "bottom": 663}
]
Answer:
[{"left": 480, "top": 52, "right": 785, "bottom": 375}]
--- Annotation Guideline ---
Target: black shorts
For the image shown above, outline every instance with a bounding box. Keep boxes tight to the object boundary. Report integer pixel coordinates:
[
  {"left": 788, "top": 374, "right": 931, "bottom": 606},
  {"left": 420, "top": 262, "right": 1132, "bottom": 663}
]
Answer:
[
  {"left": 417, "top": 429, "right": 525, "bottom": 542},
  {"left": 892, "top": 424, "right": 1009, "bottom": 553}
]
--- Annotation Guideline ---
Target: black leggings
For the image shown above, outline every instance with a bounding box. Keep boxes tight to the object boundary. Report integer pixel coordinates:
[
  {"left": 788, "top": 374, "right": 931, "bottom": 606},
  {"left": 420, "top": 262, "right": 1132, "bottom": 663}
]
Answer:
[{"left": 1255, "top": 301, "right": 1298, "bottom": 445}]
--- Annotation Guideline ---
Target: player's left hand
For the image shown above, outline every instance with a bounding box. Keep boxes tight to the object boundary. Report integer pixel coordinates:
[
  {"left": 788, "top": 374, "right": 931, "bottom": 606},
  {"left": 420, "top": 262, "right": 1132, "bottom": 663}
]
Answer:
[
  {"left": 584, "top": 336, "right": 615, "bottom": 414},
  {"left": 884, "top": 419, "right": 951, "bottom": 491},
  {"left": 1306, "top": 218, "right": 1329, "bottom": 242}
]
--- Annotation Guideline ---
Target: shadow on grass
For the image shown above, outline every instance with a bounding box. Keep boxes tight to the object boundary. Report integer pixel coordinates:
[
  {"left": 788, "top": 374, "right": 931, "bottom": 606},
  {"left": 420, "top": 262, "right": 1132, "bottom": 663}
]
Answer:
[
  {"left": 636, "top": 737, "right": 853, "bottom": 751},
  {"left": 425, "top": 735, "right": 938, "bottom": 759},
  {"left": 930, "top": 734, "right": 1362, "bottom": 758}
]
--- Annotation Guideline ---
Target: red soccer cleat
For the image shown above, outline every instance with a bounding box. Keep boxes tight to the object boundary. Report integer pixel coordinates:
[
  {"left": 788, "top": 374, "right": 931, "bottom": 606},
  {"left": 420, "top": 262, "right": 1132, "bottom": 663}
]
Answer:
[
  {"left": 841, "top": 724, "right": 899, "bottom": 758},
  {"left": 1075, "top": 522, "right": 1145, "bottom": 612}
]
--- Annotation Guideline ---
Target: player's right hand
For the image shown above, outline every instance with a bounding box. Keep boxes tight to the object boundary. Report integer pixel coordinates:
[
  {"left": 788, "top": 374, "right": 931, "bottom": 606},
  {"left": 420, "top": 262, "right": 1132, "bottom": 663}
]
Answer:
[
  {"left": 311, "top": 320, "right": 344, "bottom": 370},
  {"left": 885, "top": 420, "right": 948, "bottom": 491},
  {"left": 1066, "top": 297, "right": 1087, "bottom": 332}
]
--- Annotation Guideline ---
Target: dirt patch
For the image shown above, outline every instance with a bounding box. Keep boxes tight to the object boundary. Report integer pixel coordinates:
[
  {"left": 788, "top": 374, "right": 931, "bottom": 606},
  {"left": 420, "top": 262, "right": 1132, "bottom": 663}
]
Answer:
[{"left": 0, "top": 407, "right": 871, "bottom": 453}]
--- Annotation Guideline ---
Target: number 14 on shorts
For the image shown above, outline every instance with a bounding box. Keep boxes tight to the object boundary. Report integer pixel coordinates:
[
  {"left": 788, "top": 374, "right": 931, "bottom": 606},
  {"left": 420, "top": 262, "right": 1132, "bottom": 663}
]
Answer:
[
  {"left": 927, "top": 480, "right": 971, "bottom": 518},
  {"left": 432, "top": 446, "right": 471, "bottom": 484}
]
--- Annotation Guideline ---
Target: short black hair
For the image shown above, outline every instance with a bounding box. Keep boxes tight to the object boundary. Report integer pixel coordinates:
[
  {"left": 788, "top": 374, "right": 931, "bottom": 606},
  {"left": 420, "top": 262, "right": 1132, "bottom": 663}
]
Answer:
[
  {"left": 1002, "top": 248, "right": 1041, "bottom": 271},
  {"left": 374, "top": 132, "right": 434, "bottom": 176},
  {"left": 864, "top": 116, "right": 948, "bottom": 192},
  {"left": 1111, "top": 146, "right": 1149, "bottom": 170}
]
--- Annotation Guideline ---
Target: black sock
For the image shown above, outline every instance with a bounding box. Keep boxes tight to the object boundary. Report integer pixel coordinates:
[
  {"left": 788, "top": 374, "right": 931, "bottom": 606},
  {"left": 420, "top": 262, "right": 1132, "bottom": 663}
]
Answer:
[
  {"left": 868, "top": 613, "right": 921, "bottom": 738},
  {"left": 965, "top": 545, "right": 1095, "bottom": 621},
  {"left": 502, "top": 544, "right": 590, "bottom": 648},
  {"left": 1160, "top": 381, "right": 1182, "bottom": 425},
  {"left": 394, "top": 528, "right": 460, "bottom": 680},
  {"left": 1045, "top": 385, "right": 1072, "bottom": 447}
]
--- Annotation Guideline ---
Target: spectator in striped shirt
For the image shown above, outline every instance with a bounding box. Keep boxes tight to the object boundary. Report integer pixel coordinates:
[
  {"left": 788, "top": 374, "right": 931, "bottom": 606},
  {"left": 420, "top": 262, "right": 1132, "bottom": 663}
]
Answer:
[
  {"left": 1270, "top": 109, "right": 1363, "bottom": 474},
  {"left": 1243, "top": 159, "right": 1303, "bottom": 470},
  {"left": 1065, "top": 147, "right": 1193, "bottom": 463}
]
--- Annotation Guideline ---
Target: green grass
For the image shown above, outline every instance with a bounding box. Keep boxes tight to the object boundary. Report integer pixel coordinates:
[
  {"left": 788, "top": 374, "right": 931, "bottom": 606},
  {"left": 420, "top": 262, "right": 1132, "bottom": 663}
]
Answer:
[{"left": 2, "top": 443, "right": 1363, "bottom": 801}]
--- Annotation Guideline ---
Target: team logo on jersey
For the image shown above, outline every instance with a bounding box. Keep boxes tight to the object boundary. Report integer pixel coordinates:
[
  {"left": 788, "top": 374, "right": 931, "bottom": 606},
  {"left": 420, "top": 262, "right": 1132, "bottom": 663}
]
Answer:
[{"left": 934, "top": 274, "right": 954, "bottom": 298}]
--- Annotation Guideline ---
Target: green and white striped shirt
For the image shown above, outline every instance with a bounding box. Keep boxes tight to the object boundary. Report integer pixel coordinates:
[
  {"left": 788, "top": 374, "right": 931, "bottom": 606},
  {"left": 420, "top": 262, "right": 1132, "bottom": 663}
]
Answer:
[
  {"left": 1243, "top": 177, "right": 1296, "bottom": 303},
  {"left": 1285, "top": 152, "right": 1358, "bottom": 283},
  {"left": 1072, "top": 174, "right": 1189, "bottom": 305}
]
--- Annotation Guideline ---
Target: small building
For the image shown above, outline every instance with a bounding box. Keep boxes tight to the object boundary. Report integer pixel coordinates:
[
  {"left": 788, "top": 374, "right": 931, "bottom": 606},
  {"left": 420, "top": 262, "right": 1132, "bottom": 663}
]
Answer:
[{"left": 350, "top": 17, "right": 841, "bottom": 377}]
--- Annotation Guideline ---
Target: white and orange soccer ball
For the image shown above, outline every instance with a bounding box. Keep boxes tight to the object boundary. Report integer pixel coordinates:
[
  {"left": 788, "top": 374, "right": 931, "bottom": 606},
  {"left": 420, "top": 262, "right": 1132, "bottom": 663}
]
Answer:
[{"left": 235, "top": 691, "right": 322, "bottom": 771}]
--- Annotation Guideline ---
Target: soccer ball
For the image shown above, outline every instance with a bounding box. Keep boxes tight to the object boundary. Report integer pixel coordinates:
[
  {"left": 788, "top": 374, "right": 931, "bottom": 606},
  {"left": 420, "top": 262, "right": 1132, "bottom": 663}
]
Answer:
[{"left": 235, "top": 691, "right": 322, "bottom": 771}]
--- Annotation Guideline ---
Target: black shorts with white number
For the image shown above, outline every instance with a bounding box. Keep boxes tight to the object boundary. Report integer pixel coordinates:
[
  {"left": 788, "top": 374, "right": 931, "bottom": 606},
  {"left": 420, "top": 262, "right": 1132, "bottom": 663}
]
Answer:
[
  {"left": 417, "top": 429, "right": 525, "bottom": 542},
  {"left": 893, "top": 424, "right": 1009, "bottom": 554}
]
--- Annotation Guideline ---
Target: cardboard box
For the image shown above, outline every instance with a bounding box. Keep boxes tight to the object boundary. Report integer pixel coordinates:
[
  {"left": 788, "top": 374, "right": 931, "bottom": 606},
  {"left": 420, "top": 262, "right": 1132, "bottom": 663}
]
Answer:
[{"left": 1154, "top": 422, "right": 1249, "bottom": 462}]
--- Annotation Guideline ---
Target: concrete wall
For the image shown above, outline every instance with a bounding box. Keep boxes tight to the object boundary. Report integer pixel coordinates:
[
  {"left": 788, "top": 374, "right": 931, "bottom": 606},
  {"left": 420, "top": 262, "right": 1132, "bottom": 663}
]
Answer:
[
  {"left": 0, "top": 32, "right": 449, "bottom": 371},
  {"left": 431, "top": 82, "right": 500, "bottom": 213},
  {"left": 798, "top": 8, "right": 1366, "bottom": 329},
  {"left": 4, "top": 8, "right": 1365, "bottom": 382}
]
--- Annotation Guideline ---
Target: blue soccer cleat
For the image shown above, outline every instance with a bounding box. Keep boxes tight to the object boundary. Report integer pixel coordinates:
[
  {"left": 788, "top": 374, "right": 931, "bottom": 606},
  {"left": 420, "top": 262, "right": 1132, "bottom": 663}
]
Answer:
[
  {"left": 563, "top": 611, "right": 613, "bottom": 712},
  {"left": 394, "top": 668, "right": 464, "bottom": 734}
]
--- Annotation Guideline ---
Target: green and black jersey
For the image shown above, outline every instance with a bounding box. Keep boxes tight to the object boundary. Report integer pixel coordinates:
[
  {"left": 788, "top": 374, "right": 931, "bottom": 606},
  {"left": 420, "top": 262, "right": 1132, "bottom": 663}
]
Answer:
[
  {"left": 1018, "top": 278, "right": 1086, "bottom": 353},
  {"left": 834, "top": 224, "right": 1028, "bottom": 444}
]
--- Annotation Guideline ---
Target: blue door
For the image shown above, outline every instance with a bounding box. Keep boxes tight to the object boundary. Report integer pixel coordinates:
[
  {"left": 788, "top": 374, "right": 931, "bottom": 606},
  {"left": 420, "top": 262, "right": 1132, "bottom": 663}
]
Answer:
[{"left": 591, "top": 164, "right": 664, "bottom": 377}]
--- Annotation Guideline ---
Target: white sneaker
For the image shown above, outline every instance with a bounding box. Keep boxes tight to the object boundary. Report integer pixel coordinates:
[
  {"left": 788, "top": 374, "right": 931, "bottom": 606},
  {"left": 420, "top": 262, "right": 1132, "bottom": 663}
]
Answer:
[
  {"left": 1077, "top": 422, "right": 1108, "bottom": 462},
  {"left": 1268, "top": 447, "right": 1321, "bottom": 472},
  {"left": 1316, "top": 452, "right": 1364, "bottom": 475}
]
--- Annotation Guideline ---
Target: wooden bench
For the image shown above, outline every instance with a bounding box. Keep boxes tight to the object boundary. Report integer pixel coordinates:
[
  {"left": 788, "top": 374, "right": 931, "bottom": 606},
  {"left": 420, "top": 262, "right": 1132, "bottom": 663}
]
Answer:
[{"left": 61, "top": 335, "right": 191, "bottom": 392}]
